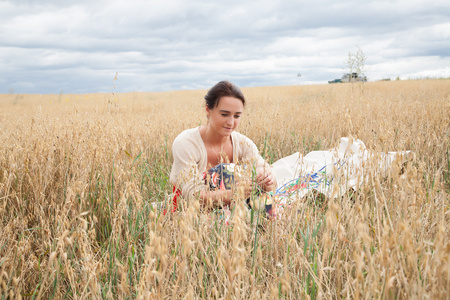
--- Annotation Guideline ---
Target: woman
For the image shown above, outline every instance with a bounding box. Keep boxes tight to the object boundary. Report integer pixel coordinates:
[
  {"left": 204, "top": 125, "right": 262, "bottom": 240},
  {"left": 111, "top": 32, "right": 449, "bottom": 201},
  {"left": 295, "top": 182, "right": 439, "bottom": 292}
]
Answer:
[{"left": 170, "top": 81, "right": 277, "bottom": 210}]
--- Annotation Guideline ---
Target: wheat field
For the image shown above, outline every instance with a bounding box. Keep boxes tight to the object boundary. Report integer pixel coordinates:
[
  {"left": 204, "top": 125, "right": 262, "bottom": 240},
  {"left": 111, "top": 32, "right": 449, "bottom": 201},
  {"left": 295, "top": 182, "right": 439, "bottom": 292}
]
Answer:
[{"left": 0, "top": 79, "right": 449, "bottom": 299}]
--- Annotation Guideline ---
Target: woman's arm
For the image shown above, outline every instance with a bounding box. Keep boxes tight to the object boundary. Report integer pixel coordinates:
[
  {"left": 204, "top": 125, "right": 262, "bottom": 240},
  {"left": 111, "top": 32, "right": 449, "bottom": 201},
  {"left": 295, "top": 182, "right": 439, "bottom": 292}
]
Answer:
[
  {"left": 170, "top": 130, "right": 209, "bottom": 199},
  {"left": 198, "top": 180, "right": 253, "bottom": 208},
  {"left": 198, "top": 189, "right": 233, "bottom": 208}
]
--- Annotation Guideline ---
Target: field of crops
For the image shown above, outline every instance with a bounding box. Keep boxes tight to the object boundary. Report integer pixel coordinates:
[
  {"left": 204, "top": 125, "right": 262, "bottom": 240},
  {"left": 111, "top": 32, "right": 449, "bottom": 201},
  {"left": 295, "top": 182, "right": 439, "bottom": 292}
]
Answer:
[{"left": 1, "top": 79, "right": 449, "bottom": 299}]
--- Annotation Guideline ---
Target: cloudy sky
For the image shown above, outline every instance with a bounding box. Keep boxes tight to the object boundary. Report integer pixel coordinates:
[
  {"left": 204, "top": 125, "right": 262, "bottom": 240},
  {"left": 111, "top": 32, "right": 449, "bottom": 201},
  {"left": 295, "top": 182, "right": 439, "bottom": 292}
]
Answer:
[{"left": 1, "top": 0, "right": 449, "bottom": 94}]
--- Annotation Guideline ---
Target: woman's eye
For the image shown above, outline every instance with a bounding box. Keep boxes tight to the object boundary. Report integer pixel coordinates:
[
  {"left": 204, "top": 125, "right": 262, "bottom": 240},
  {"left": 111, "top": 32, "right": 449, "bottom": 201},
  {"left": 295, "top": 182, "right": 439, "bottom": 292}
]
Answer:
[
  {"left": 221, "top": 114, "right": 229, "bottom": 117},
  {"left": 234, "top": 115, "right": 241, "bottom": 119}
]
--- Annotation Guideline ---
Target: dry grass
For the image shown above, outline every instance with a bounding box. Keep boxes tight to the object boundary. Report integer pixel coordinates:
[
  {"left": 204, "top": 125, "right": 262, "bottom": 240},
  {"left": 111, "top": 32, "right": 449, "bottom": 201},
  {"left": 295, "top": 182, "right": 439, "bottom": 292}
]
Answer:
[{"left": 0, "top": 79, "right": 449, "bottom": 299}]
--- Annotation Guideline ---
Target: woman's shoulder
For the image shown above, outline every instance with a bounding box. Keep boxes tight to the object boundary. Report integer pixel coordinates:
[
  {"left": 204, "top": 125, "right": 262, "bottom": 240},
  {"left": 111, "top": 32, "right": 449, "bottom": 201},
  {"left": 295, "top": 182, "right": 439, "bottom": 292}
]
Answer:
[
  {"left": 172, "top": 127, "right": 204, "bottom": 151},
  {"left": 174, "top": 127, "right": 201, "bottom": 143},
  {"left": 232, "top": 131, "right": 256, "bottom": 143}
]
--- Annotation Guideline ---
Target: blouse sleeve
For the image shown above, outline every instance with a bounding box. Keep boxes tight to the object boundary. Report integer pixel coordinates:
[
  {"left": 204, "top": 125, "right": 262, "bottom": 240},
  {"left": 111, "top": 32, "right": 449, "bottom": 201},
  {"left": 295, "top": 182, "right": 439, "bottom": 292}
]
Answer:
[{"left": 170, "top": 132, "right": 207, "bottom": 198}]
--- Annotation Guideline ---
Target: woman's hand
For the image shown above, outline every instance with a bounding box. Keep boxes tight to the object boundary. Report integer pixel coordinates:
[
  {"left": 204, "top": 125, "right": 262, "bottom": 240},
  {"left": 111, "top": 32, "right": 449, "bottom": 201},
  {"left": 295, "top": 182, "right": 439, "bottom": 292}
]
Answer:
[{"left": 256, "top": 170, "right": 277, "bottom": 192}]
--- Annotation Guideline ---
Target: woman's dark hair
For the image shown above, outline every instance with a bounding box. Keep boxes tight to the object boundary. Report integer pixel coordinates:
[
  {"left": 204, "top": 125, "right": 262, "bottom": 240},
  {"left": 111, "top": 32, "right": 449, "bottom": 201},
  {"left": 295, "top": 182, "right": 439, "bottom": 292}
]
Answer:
[{"left": 204, "top": 81, "right": 246, "bottom": 109}]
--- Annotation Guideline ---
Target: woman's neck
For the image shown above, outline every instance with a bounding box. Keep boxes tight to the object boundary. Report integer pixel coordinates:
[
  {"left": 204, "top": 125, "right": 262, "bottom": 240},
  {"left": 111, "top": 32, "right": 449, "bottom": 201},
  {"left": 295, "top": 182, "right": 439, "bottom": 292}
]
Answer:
[{"left": 202, "top": 125, "right": 230, "bottom": 146}]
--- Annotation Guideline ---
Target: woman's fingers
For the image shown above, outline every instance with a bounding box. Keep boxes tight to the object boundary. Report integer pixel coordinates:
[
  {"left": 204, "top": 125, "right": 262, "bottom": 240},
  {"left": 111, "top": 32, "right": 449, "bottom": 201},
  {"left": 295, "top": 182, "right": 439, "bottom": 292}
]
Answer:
[
  {"left": 256, "top": 171, "right": 276, "bottom": 192},
  {"left": 257, "top": 172, "right": 272, "bottom": 186}
]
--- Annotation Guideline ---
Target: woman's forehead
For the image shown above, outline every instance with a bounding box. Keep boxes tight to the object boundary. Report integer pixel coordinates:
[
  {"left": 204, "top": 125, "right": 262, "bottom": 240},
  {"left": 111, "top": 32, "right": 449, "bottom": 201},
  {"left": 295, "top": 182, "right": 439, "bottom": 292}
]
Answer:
[{"left": 216, "top": 96, "right": 244, "bottom": 112}]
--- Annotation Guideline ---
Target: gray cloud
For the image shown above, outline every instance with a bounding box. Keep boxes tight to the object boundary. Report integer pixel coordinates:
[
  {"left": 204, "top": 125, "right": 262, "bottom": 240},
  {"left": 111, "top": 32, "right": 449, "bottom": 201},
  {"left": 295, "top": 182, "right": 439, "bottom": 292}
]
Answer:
[{"left": 1, "top": 0, "right": 449, "bottom": 94}]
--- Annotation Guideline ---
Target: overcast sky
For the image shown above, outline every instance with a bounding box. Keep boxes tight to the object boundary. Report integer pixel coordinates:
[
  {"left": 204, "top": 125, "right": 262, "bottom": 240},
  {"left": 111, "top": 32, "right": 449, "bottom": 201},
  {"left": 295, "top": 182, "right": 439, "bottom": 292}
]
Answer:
[{"left": 1, "top": 0, "right": 449, "bottom": 94}]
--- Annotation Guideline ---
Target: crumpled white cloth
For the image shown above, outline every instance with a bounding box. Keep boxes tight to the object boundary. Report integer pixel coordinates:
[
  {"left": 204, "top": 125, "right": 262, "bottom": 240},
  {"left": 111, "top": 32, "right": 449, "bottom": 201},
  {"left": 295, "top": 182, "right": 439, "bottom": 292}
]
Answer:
[{"left": 271, "top": 137, "right": 409, "bottom": 201}]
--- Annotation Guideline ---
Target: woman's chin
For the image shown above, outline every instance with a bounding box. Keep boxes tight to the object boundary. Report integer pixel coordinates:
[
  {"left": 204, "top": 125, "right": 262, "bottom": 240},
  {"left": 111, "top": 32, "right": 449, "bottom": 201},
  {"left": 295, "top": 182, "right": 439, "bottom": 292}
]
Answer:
[{"left": 222, "top": 128, "right": 234, "bottom": 135}]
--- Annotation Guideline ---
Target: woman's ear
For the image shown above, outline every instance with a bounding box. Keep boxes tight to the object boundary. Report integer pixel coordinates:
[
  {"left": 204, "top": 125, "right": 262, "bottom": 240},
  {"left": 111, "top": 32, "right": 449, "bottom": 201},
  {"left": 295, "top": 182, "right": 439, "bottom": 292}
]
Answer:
[{"left": 205, "top": 105, "right": 210, "bottom": 119}]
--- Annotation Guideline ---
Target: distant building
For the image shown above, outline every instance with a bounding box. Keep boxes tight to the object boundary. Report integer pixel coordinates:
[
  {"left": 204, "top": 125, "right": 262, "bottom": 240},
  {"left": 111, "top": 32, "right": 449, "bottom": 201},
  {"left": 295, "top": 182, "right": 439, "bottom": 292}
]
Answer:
[{"left": 328, "top": 72, "right": 367, "bottom": 84}]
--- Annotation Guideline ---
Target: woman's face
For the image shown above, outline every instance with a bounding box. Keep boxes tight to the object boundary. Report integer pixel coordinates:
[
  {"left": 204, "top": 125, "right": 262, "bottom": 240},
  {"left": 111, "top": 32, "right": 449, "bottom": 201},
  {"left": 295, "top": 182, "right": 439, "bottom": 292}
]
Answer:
[{"left": 206, "top": 96, "right": 244, "bottom": 137}]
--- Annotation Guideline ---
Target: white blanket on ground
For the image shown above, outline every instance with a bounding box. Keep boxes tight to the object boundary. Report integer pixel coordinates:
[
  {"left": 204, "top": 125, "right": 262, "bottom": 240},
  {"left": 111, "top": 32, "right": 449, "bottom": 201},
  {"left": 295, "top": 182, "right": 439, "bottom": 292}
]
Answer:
[{"left": 271, "top": 137, "right": 409, "bottom": 201}]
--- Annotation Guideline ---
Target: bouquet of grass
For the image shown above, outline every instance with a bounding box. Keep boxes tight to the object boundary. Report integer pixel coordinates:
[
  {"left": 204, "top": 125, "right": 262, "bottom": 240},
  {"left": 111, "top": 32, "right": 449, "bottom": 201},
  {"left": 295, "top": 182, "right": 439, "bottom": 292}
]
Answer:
[{"left": 203, "top": 163, "right": 275, "bottom": 217}]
